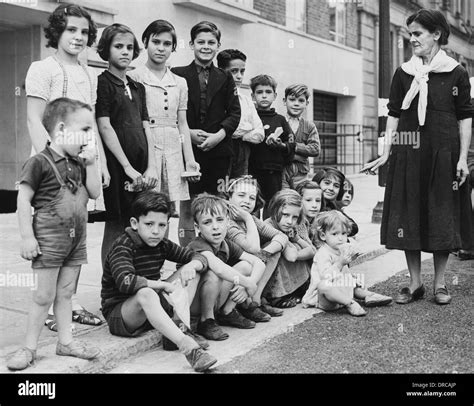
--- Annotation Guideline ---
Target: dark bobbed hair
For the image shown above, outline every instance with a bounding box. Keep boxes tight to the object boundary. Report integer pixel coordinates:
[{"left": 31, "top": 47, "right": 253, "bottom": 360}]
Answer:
[
  {"left": 44, "top": 3, "right": 97, "bottom": 49},
  {"left": 217, "top": 49, "right": 247, "bottom": 69},
  {"left": 406, "top": 9, "right": 450, "bottom": 46},
  {"left": 190, "top": 21, "right": 221, "bottom": 43},
  {"left": 225, "top": 176, "right": 265, "bottom": 213},
  {"left": 142, "top": 19, "right": 177, "bottom": 51},
  {"left": 97, "top": 23, "right": 141, "bottom": 61},
  {"left": 131, "top": 191, "right": 171, "bottom": 220},
  {"left": 312, "top": 167, "right": 346, "bottom": 201},
  {"left": 250, "top": 74, "right": 277, "bottom": 93},
  {"left": 42, "top": 97, "right": 92, "bottom": 134}
]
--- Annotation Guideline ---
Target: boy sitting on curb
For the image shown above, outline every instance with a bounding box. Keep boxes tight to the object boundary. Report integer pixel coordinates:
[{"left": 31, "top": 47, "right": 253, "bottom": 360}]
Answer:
[
  {"left": 188, "top": 194, "right": 265, "bottom": 340},
  {"left": 100, "top": 191, "right": 217, "bottom": 372}
]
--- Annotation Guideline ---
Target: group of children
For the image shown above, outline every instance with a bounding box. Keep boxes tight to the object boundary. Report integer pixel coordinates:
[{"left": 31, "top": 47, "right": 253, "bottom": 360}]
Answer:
[{"left": 7, "top": 4, "right": 393, "bottom": 373}]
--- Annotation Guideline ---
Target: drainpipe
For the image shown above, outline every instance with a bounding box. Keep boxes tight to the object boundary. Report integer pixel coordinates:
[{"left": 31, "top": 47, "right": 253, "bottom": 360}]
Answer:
[{"left": 372, "top": 0, "right": 390, "bottom": 223}]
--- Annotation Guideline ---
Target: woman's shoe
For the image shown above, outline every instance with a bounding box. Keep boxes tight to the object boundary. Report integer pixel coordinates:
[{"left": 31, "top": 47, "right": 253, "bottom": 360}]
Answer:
[
  {"left": 434, "top": 286, "right": 452, "bottom": 305},
  {"left": 395, "top": 284, "right": 425, "bottom": 304}
]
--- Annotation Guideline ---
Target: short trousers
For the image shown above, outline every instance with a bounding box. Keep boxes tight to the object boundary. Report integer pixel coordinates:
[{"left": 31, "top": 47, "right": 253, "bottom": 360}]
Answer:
[
  {"left": 105, "top": 293, "right": 173, "bottom": 338},
  {"left": 32, "top": 223, "right": 87, "bottom": 269}
]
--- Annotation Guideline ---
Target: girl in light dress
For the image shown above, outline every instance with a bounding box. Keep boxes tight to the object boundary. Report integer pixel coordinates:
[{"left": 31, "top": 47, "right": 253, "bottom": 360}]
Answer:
[
  {"left": 129, "top": 20, "right": 200, "bottom": 244},
  {"left": 302, "top": 211, "right": 392, "bottom": 314},
  {"left": 25, "top": 4, "right": 108, "bottom": 330}
]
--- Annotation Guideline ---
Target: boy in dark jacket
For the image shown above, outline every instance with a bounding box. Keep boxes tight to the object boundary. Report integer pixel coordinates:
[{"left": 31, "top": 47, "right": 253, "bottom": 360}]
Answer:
[
  {"left": 171, "top": 21, "right": 241, "bottom": 246},
  {"left": 248, "top": 74, "right": 295, "bottom": 218},
  {"left": 171, "top": 21, "right": 241, "bottom": 195}
]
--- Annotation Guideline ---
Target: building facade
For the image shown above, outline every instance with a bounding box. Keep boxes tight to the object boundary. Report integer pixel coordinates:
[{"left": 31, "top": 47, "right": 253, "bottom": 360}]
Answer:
[{"left": 0, "top": 0, "right": 472, "bottom": 211}]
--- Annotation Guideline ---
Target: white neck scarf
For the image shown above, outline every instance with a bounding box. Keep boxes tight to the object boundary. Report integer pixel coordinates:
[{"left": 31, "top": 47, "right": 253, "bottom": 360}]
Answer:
[{"left": 401, "top": 49, "right": 458, "bottom": 126}]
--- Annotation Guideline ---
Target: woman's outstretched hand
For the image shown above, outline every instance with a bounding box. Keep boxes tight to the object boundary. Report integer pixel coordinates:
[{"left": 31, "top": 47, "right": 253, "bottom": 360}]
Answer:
[{"left": 360, "top": 154, "right": 389, "bottom": 175}]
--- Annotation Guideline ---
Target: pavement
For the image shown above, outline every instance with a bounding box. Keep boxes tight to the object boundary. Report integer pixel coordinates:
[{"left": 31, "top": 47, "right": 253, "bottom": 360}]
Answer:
[
  {"left": 217, "top": 259, "right": 473, "bottom": 374},
  {"left": 0, "top": 174, "right": 436, "bottom": 373}
]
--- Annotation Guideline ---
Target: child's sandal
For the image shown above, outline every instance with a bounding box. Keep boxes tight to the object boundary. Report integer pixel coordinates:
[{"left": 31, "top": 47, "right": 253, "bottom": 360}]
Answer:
[
  {"left": 345, "top": 300, "right": 367, "bottom": 317},
  {"left": 72, "top": 309, "right": 103, "bottom": 326},
  {"left": 45, "top": 314, "right": 57, "bottom": 332},
  {"left": 270, "top": 296, "right": 298, "bottom": 309}
]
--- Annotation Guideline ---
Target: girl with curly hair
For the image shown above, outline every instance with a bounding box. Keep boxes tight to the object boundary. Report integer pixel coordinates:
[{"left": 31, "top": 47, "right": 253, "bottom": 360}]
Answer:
[{"left": 25, "top": 3, "right": 108, "bottom": 331}]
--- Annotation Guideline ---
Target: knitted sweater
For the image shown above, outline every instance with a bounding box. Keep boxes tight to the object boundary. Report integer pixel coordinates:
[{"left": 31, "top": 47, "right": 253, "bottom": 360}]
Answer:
[{"left": 248, "top": 108, "right": 295, "bottom": 172}]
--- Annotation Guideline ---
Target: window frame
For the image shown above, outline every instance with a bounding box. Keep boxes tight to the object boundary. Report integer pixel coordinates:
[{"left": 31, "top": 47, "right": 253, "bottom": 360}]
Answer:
[
  {"left": 329, "top": 2, "right": 346, "bottom": 45},
  {"left": 285, "top": 0, "right": 307, "bottom": 32}
]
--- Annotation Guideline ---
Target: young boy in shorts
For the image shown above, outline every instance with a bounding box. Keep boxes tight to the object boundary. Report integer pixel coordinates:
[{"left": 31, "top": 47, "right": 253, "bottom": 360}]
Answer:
[
  {"left": 101, "top": 191, "right": 217, "bottom": 372},
  {"left": 281, "top": 84, "right": 320, "bottom": 189},
  {"left": 188, "top": 194, "right": 266, "bottom": 341},
  {"left": 8, "top": 98, "right": 102, "bottom": 370}
]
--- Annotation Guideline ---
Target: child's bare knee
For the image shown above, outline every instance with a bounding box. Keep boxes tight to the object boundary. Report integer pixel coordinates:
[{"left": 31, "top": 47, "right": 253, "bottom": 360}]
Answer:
[
  {"left": 136, "top": 287, "right": 158, "bottom": 303},
  {"left": 135, "top": 287, "right": 160, "bottom": 308},
  {"left": 234, "top": 261, "right": 252, "bottom": 276},
  {"left": 203, "top": 271, "right": 221, "bottom": 286},
  {"left": 56, "top": 282, "right": 76, "bottom": 300},
  {"left": 33, "top": 289, "right": 55, "bottom": 307}
]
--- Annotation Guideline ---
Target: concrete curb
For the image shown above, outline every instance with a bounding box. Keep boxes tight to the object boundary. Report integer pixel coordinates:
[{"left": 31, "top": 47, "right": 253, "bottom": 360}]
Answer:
[
  {"left": 3, "top": 326, "right": 163, "bottom": 374},
  {"left": 2, "top": 245, "right": 390, "bottom": 374}
]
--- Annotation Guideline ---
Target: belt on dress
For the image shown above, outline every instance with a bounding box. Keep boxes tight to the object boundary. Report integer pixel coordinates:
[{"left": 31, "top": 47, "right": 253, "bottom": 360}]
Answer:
[{"left": 149, "top": 117, "right": 178, "bottom": 128}]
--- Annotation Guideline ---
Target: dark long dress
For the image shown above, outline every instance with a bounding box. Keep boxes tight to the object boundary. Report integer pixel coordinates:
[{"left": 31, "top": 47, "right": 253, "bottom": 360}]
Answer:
[
  {"left": 381, "top": 65, "right": 474, "bottom": 252},
  {"left": 96, "top": 70, "right": 149, "bottom": 221}
]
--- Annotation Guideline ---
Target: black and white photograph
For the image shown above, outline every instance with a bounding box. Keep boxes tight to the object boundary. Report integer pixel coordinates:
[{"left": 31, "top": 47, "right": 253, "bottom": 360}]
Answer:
[{"left": 0, "top": 0, "right": 472, "bottom": 401}]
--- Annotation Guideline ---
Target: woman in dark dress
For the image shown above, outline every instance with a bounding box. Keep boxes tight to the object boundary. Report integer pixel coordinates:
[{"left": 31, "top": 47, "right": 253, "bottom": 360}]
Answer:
[{"left": 362, "top": 9, "right": 473, "bottom": 305}]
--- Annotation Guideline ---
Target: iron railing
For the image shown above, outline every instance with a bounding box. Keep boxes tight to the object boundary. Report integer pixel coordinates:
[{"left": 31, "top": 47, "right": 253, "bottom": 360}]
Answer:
[{"left": 312, "top": 121, "right": 378, "bottom": 175}]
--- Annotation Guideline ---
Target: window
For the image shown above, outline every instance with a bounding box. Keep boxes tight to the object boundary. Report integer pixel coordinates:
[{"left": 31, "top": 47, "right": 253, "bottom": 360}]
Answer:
[
  {"left": 329, "top": 2, "right": 346, "bottom": 45},
  {"left": 227, "top": 0, "right": 254, "bottom": 8},
  {"left": 460, "top": 0, "right": 467, "bottom": 18},
  {"left": 286, "top": 0, "right": 306, "bottom": 32},
  {"left": 313, "top": 92, "right": 337, "bottom": 167},
  {"left": 451, "top": 0, "right": 461, "bottom": 17}
]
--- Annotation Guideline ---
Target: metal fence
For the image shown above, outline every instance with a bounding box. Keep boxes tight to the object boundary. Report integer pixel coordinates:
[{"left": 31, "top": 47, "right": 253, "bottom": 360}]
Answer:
[{"left": 312, "top": 121, "right": 378, "bottom": 175}]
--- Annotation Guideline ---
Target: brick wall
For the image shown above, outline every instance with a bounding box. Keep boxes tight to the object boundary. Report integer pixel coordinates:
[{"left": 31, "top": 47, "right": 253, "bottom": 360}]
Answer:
[
  {"left": 306, "top": 0, "right": 359, "bottom": 49},
  {"left": 346, "top": 4, "right": 359, "bottom": 49},
  {"left": 254, "top": 0, "right": 360, "bottom": 50},
  {"left": 306, "top": 0, "right": 331, "bottom": 40},
  {"left": 254, "top": 0, "right": 286, "bottom": 25}
]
